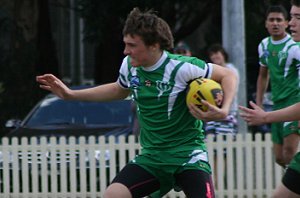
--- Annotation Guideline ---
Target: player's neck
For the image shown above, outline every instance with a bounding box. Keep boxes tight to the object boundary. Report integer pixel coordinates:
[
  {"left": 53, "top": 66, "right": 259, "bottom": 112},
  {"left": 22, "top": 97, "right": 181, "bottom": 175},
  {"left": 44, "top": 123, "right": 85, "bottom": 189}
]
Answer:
[
  {"left": 144, "top": 50, "right": 163, "bottom": 67},
  {"left": 271, "top": 33, "right": 287, "bottom": 41}
]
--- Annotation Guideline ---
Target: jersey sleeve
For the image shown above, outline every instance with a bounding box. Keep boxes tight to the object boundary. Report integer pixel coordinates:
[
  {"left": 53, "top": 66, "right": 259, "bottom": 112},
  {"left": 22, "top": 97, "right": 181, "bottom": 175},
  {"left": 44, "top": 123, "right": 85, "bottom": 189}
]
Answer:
[
  {"left": 289, "top": 44, "right": 300, "bottom": 69},
  {"left": 178, "top": 61, "right": 213, "bottom": 83},
  {"left": 117, "top": 56, "right": 130, "bottom": 89},
  {"left": 289, "top": 45, "right": 300, "bottom": 90},
  {"left": 168, "top": 53, "right": 213, "bottom": 82},
  {"left": 187, "top": 57, "right": 213, "bottom": 79},
  {"left": 258, "top": 39, "right": 268, "bottom": 67}
]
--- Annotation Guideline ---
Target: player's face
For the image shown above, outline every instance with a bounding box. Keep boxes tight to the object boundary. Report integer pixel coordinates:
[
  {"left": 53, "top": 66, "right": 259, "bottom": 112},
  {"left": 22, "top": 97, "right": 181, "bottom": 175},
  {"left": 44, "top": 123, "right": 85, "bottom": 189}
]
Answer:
[
  {"left": 123, "top": 34, "right": 156, "bottom": 67},
  {"left": 265, "top": 12, "right": 288, "bottom": 40},
  {"left": 174, "top": 49, "right": 192, "bottom": 56},
  {"left": 289, "top": 5, "right": 300, "bottom": 42},
  {"left": 209, "top": 51, "right": 226, "bottom": 66}
]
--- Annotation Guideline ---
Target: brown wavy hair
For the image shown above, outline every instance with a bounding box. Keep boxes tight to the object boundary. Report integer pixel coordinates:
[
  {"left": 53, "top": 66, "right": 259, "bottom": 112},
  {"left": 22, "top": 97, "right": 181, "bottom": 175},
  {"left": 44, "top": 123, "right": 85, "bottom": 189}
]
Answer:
[
  {"left": 291, "top": 0, "right": 300, "bottom": 6},
  {"left": 123, "top": 7, "right": 174, "bottom": 51}
]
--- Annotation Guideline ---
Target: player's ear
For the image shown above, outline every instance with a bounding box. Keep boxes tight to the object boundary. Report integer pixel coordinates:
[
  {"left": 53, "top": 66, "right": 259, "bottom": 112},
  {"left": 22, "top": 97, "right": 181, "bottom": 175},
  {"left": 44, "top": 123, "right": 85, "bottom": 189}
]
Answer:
[
  {"left": 265, "top": 20, "right": 268, "bottom": 29},
  {"left": 284, "top": 20, "right": 289, "bottom": 29},
  {"left": 150, "top": 43, "right": 160, "bottom": 51}
]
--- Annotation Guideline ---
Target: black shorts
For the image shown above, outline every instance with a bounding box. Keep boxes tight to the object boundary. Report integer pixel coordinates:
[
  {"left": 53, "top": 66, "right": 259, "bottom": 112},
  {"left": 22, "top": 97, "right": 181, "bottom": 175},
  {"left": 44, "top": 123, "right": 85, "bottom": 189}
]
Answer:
[
  {"left": 111, "top": 163, "right": 215, "bottom": 198},
  {"left": 282, "top": 168, "right": 300, "bottom": 195}
]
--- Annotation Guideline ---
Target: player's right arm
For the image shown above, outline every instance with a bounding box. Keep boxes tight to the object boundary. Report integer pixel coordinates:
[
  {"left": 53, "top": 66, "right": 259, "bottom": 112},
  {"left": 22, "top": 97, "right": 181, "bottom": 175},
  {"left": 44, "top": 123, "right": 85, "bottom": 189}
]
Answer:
[
  {"left": 239, "top": 101, "right": 300, "bottom": 125},
  {"left": 256, "top": 66, "right": 269, "bottom": 107},
  {"left": 36, "top": 74, "right": 130, "bottom": 102}
]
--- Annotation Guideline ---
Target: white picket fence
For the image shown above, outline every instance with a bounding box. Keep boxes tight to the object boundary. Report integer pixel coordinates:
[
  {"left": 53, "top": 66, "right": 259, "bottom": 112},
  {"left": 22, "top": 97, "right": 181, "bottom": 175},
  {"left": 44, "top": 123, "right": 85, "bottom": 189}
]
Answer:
[{"left": 0, "top": 133, "right": 283, "bottom": 198}]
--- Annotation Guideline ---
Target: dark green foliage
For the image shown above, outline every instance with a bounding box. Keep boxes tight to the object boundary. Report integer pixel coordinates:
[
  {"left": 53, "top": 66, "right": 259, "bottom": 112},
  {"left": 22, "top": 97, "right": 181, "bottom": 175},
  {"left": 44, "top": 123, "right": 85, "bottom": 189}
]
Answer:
[
  {"left": 0, "top": 0, "right": 58, "bottom": 135},
  {"left": 77, "top": 0, "right": 219, "bottom": 44},
  {"left": 76, "top": 0, "right": 220, "bottom": 83}
]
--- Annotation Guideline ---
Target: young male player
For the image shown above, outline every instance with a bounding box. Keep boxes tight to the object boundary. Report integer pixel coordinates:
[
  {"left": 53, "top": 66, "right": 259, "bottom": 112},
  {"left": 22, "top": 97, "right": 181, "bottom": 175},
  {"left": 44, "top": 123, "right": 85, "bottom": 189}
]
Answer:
[
  {"left": 37, "top": 7, "right": 237, "bottom": 198},
  {"left": 239, "top": 2, "right": 300, "bottom": 197},
  {"left": 256, "top": 5, "right": 300, "bottom": 167}
]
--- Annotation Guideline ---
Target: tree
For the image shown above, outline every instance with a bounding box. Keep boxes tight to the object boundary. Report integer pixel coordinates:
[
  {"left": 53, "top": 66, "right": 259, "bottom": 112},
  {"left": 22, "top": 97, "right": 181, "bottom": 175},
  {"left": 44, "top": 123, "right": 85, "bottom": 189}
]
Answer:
[
  {"left": 78, "top": 0, "right": 220, "bottom": 84},
  {"left": 0, "top": 0, "right": 58, "bottom": 134}
]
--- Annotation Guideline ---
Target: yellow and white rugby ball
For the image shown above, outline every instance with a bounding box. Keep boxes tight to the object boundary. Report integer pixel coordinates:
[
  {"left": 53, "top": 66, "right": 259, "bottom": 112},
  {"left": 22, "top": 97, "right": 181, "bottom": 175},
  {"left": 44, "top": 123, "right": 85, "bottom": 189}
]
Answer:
[{"left": 186, "top": 78, "right": 223, "bottom": 111}]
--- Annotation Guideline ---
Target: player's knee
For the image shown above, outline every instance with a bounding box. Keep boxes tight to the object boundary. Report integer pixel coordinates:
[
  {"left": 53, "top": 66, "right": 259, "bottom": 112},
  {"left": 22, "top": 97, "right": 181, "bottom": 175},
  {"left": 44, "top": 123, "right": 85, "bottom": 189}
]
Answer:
[
  {"left": 275, "top": 156, "right": 285, "bottom": 167},
  {"left": 104, "top": 183, "right": 132, "bottom": 198},
  {"left": 271, "top": 193, "right": 280, "bottom": 198},
  {"left": 103, "top": 186, "right": 115, "bottom": 198},
  {"left": 104, "top": 188, "right": 125, "bottom": 198},
  {"left": 271, "top": 187, "right": 286, "bottom": 198}
]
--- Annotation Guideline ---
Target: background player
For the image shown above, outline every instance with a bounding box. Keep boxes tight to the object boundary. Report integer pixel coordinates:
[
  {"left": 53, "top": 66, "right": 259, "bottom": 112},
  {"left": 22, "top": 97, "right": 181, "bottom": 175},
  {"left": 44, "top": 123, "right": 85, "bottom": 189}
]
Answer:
[
  {"left": 256, "top": 5, "right": 300, "bottom": 167},
  {"left": 239, "top": 1, "right": 300, "bottom": 197}
]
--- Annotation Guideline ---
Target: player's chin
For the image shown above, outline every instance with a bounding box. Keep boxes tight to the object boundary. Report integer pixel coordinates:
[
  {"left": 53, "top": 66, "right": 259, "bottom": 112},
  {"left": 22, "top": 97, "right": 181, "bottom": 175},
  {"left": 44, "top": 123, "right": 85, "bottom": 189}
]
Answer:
[
  {"left": 131, "top": 64, "right": 140, "bottom": 67},
  {"left": 291, "top": 32, "right": 300, "bottom": 42},
  {"left": 130, "top": 60, "right": 141, "bottom": 67}
]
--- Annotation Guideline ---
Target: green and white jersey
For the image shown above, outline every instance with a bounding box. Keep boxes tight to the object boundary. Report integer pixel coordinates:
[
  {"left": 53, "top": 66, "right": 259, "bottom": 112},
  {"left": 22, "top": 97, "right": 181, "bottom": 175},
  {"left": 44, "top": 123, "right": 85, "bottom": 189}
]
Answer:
[
  {"left": 258, "top": 34, "right": 300, "bottom": 104},
  {"left": 118, "top": 51, "right": 213, "bottom": 151}
]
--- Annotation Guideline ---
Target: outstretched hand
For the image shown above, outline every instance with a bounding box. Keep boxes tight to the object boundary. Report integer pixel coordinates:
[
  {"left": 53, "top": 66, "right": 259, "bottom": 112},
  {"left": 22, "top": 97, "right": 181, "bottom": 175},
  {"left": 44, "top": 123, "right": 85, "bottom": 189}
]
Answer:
[
  {"left": 36, "top": 74, "right": 71, "bottom": 99},
  {"left": 239, "top": 101, "right": 268, "bottom": 125},
  {"left": 188, "top": 100, "right": 227, "bottom": 121}
]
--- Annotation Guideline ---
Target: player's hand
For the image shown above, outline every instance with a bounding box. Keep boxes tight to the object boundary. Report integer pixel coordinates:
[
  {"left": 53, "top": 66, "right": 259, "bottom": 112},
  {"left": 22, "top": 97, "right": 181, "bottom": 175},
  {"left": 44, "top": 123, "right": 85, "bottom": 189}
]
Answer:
[
  {"left": 188, "top": 100, "right": 227, "bottom": 121},
  {"left": 239, "top": 101, "right": 267, "bottom": 125},
  {"left": 36, "top": 74, "right": 72, "bottom": 99}
]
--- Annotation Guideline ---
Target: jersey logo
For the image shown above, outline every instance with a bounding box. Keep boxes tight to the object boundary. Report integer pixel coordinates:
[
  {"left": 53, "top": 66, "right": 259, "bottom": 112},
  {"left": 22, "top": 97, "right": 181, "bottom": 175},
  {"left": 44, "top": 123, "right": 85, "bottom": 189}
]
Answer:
[
  {"left": 145, "top": 80, "right": 152, "bottom": 87},
  {"left": 130, "top": 76, "right": 140, "bottom": 89},
  {"left": 278, "top": 51, "right": 288, "bottom": 59},
  {"left": 156, "top": 80, "right": 171, "bottom": 92},
  {"left": 262, "top": 50, "right": 270, "bottom": 58},
  {"left": 272, "top": 51, "right": 277, "bottom": 57}
]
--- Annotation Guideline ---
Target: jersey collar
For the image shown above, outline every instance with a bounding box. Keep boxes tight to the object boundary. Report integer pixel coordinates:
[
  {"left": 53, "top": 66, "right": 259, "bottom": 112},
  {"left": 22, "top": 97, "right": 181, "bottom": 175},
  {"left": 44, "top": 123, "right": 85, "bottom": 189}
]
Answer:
[
  {"left": 142, "top": 51, "right": 168, "bottom": 72},
  {"left": 270, "top": 34, "right": 291, "bottom": 45}
]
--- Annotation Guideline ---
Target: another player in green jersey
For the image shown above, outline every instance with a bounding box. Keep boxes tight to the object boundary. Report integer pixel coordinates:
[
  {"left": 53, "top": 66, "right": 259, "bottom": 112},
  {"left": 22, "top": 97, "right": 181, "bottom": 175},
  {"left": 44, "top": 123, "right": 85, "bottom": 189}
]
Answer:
[
  {"left": 256, "top": 5, "right": 300, "bottom": 167},
  {"left": 36, "top": 7, "right": 237, "bottom": 198},
  {"left": 240, "top": 1, "right": 300, "bottom": 197},
  {"left": 240, "top": 100, "right": 300, "bottom": 198}
]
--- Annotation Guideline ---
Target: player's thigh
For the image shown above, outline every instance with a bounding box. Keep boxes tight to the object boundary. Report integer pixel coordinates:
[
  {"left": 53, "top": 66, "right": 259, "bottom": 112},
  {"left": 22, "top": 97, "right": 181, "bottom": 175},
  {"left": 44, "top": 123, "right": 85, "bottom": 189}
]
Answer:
[
  {"left": 175, "top": 169, "right": 215, "bottom": 198},
  {"left": 110, "top": 163, "right": 160, "bottom": 198},
  {"left": 273, "top": 143, "right": 283, "bottom": 158},
  {"left": 283, "top": 133, "right": 300, "bottom": 151}
]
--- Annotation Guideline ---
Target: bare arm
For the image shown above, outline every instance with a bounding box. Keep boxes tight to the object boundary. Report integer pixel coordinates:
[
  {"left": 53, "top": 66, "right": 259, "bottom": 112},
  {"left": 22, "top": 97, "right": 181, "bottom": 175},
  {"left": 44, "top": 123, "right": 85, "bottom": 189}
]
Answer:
[
  {"left": 36, "top": 74, "right": 130, "bottom": 101},
  {"left": 256, "top": 66, "right": 269, "bottom": 107},
  {"left": 210, "top": 63, "right": 238, "bottom": 115},
  {"left": 188, "top": 64, "right": 237, "bottom": 121},
  {"left": 239, "top": 101, "right": 300, "bottom": 125}
]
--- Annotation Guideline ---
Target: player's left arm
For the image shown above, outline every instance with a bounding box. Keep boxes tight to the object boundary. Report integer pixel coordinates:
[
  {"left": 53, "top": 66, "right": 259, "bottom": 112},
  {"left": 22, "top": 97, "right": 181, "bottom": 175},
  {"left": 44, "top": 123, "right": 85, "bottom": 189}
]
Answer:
[
  {"left": 188, "top": 64, "right": 237, "bottom": 121},
  {"left": 210, "top": 64, "right": 238, "bottom": 115},
  {"left": 290, "top": 44, "right": 300, "bottom": 128}
]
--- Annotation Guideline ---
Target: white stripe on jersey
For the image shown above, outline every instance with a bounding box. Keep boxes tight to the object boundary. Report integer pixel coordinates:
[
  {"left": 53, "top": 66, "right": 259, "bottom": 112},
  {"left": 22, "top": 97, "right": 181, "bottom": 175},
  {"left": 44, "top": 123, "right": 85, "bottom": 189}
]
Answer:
[{"left": 282, "top": 40, "right": 300, "bottom": 78}]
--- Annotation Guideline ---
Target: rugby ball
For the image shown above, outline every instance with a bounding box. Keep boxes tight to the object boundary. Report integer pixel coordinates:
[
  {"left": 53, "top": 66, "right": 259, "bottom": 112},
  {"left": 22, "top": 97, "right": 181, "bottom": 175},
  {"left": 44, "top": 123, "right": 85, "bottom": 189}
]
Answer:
[{"left": 186, "top": 78, "right": 223, "bottom": 111}]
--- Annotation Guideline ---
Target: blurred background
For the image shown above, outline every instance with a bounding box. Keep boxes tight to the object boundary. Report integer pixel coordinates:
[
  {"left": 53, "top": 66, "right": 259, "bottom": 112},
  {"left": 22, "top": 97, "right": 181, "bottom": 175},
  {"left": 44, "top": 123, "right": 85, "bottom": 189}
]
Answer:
[{"left": 0, "top": 0, "right": 290, "bottom": 135}]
